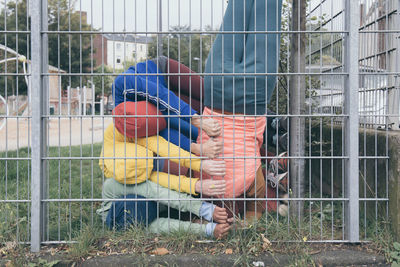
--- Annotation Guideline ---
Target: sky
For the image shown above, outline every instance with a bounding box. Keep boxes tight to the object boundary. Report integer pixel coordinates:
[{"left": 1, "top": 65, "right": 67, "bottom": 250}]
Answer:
[{"left": 75, "top": 0, "right": 229, "bottom": 32}]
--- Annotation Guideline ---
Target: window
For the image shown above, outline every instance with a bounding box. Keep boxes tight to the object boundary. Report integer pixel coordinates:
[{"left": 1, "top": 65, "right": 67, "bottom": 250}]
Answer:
[
  {"left": 116, "top": 43, "right": 121, "bottom": 50},
  {"left": 116, "top": 57, "right": 121, "bottom": 64}
]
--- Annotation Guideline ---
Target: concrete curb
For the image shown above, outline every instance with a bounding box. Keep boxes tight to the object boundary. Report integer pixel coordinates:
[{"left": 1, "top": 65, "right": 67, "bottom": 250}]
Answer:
[{"left": 20, "top": 249, "right": 387, "bottom": 267}]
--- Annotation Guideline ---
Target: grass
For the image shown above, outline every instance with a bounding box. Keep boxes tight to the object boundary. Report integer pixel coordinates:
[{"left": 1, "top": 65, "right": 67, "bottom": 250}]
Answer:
[
  {"left": 0, "top": 144, "right": 397, "bottom": 266},
  {"left": 0, "top": 212, "right": 396, "bottom": 266},
  {"left": 0, "top": 143, "right": 104, "bottom": 243}
]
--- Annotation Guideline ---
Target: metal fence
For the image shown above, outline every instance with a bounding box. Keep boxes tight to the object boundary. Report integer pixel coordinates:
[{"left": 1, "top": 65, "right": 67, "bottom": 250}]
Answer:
[{"left": 0, "top": 0, "right": 397, "bottom": 252}]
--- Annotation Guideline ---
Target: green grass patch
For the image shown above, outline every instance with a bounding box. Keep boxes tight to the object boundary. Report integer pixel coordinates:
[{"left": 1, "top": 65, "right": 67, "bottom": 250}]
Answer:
[
  {"left": 0, "top": 144, "right": 396, "bottom": 266},
  {"left": 0, "top": 144, "right": 105, "bottom": 243}
]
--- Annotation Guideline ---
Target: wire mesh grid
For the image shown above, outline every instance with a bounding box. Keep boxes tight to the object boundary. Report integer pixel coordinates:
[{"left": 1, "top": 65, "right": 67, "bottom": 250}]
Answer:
[{"left": 0, "top": 0, "right": 398, "bottom": 251}]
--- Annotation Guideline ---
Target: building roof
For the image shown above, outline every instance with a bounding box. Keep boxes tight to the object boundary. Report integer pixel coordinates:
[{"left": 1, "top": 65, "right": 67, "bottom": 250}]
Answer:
[{"left": 103, "top": 34, "right": 153, "bottom": 44}]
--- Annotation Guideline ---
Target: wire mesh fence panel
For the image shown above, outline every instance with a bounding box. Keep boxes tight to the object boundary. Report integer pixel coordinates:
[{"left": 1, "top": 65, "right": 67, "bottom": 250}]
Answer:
[
  {"left": 0, "top": 0, "right": 397, "bottom": 250},
  {"left": 0, "top": 0, "right": 32, "bottom": 245}
]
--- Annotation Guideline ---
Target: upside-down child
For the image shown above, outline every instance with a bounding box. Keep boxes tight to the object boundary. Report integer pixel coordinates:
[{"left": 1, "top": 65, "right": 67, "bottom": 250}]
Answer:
[{"left": 198, "top": 0, "right": 284, "bottom": 220}]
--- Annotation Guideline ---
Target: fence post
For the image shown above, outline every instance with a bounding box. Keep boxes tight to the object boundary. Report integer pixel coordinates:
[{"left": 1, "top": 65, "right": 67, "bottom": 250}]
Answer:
[
  {"left": 344, "top": 0, "right": 360, "bottom": 243},
  {"left": 31, "top": 0, "right": 49, "bottom": 252}
]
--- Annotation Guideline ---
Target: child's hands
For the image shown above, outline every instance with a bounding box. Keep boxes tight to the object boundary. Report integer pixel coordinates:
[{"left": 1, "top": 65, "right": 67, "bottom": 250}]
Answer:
[
  {"left": 213, "top": 223, "right": 231, "bottom": 239},
  {"left": 195, "top": 179, "right": 226, "bottom": 196},
  {"left": 195, "top": 138, "right": 223, "bottom": 159},
  {"left": 201, "top": 160, "right": 226, "bottom": 176},
  {"left": 213, "top": 206, "right": 229, "bottom": 223},
  {"left": 192, "top": 114, "right": 221, "bottom": 137}
]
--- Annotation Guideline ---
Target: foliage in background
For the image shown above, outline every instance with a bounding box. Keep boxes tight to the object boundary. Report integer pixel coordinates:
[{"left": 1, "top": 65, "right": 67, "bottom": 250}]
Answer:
[
  {"left": 148, "top": 25, "right": 215, "bottom": 73},
  {"left": 0, "top": 0, "right": 29, "bottom": 96},
  {"left": 48, "top": 0, "right": 95, "bottom": 88},
  {"left": 0, "top": 0, "right": 96, "bottom": 96},
  {"left": 92, "top": 64, "right": 116, "bottom": 98},
  {"left": 269, "top": 0, "right": 332, "bottom": 115}
]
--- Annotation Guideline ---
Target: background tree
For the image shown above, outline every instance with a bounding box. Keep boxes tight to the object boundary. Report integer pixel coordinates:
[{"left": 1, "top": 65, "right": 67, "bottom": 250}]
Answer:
[
  {"left": 92, "top": 65, "right": 115, "bottom": 98},
  {"left": 148, "top": 25, "right": 215, "bottom": 73},
  {"left": 0, "top": 0, "right": 29, "bottom": 96},
  {"left": 0, "top": 0, "right": 95, "bottom": 97},
  {"left": 47, "top": 0, "right": 94, "bottom": 88}
]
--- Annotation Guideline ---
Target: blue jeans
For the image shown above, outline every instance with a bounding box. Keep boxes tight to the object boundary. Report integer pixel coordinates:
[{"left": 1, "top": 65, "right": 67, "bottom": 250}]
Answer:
[{"left": 106, "top": 194, "right": 158, "bottom": 230}]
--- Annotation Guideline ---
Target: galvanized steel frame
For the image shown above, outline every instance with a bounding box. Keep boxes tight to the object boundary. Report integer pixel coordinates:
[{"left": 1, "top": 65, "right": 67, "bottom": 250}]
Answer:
[{"left": 0, "top": 0, "right": 392, "bottom": 252}]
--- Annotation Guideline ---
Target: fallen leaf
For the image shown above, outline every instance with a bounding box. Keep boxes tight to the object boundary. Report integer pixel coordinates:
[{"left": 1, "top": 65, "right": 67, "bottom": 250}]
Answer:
[
  {"left": 5, "top": 242, "right": 17, "bottom": 251},
  {"left": 49, "top": 247, "right": 57, "bottom": 256},
  {"left": 309, "top": 250, "right": 321, "bottom": 255},
  {"left": 261, "top": 234, "right": 271, "bottom": 250},
  {"left": 225, "top": 248, "right": 233, "bottom": 254},
  {"left": 151, "top": 247, "right": 169, "bottom": 256}
]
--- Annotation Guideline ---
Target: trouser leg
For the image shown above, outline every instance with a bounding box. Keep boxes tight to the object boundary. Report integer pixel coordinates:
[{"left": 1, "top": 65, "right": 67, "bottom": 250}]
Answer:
[
  {"left": 166, "top": 58, "right": 204, "bottom": 101},
  {"left": 149, "top": 217, "right": 207, "bottom": 236},
  {"left": 244, "top": 167, "right": 266, "bottom": 220},
  {"left": 106, "top": 195, "right": 158, "bottom": 230},
  {"left": 155, "top": 57, "right": 204, "bottom": 114}
]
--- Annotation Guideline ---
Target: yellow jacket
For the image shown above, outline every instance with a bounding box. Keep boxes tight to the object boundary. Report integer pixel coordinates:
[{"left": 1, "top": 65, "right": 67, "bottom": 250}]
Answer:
[{"left": 99, "top": 124, "right": 201, "bottom": 195}]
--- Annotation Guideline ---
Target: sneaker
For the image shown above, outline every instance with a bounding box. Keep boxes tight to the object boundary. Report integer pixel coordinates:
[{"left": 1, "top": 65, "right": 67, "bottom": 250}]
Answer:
[
  {"left": 266, "top": 171, "right": 288, "bottom": 192},
  {"left": 271, "top": 116, "right": 288, "bottom": 133},
  {"left": 278, "top": 133, "right": 288, "bottom": 152},
  {"left": 277, "top": 116, "right": 288, "bottom": 133},
  {"left": 268, "top": 152, "right": 288, "bottom": 174}
]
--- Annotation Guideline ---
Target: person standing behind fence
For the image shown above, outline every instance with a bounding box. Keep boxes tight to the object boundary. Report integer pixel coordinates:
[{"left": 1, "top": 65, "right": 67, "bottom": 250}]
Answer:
[{"left": 197, "top": 0, "right": 283, "bottom": 220}]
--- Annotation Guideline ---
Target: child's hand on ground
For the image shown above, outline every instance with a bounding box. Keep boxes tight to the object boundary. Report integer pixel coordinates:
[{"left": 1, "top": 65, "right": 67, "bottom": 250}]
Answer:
[
  {"left": 195, "top": 179, "right": 226, "bottom": 196},
  {"left": 201, "top": 160, "right": 226, "bottom": 176},
  {"left": 192, "top": 115, "right": 221, "bottom": 137},
  {"left": 213, "top": 223, "right": 231, "bottom": 239}
]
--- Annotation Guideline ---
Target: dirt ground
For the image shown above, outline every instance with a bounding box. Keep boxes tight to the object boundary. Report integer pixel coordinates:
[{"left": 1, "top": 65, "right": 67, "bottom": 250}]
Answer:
[{"left": 0, "top": 117, "right": 113, "bottom": 152}]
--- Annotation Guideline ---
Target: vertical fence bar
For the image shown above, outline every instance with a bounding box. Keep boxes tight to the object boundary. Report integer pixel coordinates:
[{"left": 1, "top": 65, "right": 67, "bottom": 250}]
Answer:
[
  {"left": 30, "top": 0, "right": 42, "bottom": 252},
  {"left": 344, "top": 0, "right": 360, "bottom": 243},
  {"left": 158, "top": 0, "right": 163, "bottom": 57},
  {"left": 30, "top": 0, "right": 48, "bottom": 252},
  {"left": 41, "top": 0, "right": 49, "bottom": 243}
]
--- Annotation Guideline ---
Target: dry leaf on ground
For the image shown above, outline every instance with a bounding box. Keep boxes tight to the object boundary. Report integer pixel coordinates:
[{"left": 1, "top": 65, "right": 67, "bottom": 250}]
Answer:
[
  {"left": 151, "top": 247, "right": 169, "bottom": 256},
  {"left": 225, "top": 248, "right": 233, "bottom": 254},
  {"left": 261, "top": 234, "right": 271, "bottom": 250}
]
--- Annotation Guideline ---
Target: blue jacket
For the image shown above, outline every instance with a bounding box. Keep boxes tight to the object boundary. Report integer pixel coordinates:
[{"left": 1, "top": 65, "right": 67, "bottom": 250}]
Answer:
[{"left": 112, "top": 60, "right": 197, "bottom": 120}]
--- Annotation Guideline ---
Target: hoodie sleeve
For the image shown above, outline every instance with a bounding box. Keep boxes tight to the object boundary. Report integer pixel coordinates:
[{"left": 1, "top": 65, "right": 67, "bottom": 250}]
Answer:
[
  {"left": 137, "top": 135, "right": 202, "bottom": 172},
  {"left": 112, "top": 61, "right": 197, "bottom": 120}
]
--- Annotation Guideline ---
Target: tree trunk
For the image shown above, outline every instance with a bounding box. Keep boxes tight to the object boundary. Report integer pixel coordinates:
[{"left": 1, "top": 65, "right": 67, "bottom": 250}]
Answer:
[{"left": 289, "top": 0, "right": 307, "bottom": 218}]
